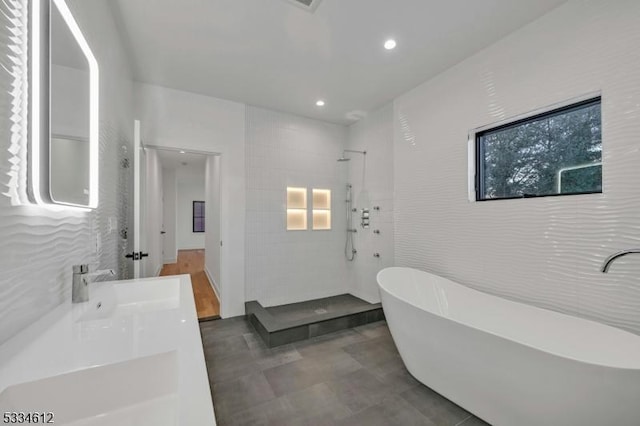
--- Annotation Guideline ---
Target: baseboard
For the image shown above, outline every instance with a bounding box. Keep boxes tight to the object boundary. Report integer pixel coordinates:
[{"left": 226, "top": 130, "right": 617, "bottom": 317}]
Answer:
[
  {"left": 163, "top": 258, "right": 177, "bottom": 264},
  {"left": 155, "top": 265, "right": 163, "bottom": 277},
  {"left": 204, "top": 266, "right": 221, "bottom": 300}
]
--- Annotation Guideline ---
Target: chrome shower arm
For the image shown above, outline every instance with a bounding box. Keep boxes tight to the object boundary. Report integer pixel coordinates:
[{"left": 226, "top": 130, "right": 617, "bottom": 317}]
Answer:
[{"left": 344, "top": 149, "right": 367, "bottom": 155}]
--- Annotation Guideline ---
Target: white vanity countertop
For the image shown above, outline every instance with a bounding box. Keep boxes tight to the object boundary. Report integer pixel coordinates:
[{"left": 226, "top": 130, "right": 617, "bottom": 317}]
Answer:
[{"left": 0, "top": 275, "right": 216, "bottom": 425}]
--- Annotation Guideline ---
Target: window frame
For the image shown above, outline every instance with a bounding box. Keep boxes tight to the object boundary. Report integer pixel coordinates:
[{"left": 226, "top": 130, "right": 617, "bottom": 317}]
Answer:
[
  {"left": 193, "top": 200, "right": 205, "bottom": 233},
  {"left": 475, "top": 96, "right": 602, "bottom": 202}
]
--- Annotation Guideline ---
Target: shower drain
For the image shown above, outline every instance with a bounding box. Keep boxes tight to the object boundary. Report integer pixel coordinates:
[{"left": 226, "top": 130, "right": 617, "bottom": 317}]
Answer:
[{"left": 314, "top": 308, "right": 328, "bottom": 315}]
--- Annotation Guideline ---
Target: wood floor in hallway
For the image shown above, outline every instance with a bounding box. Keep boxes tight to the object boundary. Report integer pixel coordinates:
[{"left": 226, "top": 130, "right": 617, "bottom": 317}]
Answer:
[{"left": 160, "top": 249, "right": 220, "bottom": 320}]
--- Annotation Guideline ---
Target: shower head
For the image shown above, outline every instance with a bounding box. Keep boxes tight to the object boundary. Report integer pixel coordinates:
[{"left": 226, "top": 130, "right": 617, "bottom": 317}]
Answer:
[{"left": 338, "top": 149, "right": 366, "bottom": 162}]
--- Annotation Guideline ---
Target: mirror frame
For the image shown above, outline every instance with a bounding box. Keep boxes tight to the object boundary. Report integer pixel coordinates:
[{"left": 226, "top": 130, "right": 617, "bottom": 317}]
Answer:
[{"left": 28, "top": 0, "right": 99, "bottom": 209}]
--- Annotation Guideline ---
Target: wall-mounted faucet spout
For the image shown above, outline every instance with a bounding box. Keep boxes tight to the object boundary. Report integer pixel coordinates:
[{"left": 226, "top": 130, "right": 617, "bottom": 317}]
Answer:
[
  {"left": 601, "top": 249, "right": 640, "bottom": 273},
  {"left": 72, "top": 265, "right": 116, "bottom": 303}
]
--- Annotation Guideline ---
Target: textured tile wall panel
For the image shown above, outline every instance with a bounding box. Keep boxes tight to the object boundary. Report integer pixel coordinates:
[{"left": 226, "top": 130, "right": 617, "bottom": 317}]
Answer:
[
  {"left": 0, "top": 0, "right": 134, "bottom": 344},
  {"left": 393, "top": 0, "right": 640, "bottom": 334}
]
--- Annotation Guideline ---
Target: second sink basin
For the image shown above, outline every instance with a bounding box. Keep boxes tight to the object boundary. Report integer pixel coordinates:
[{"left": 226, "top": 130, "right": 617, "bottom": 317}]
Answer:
[
  {"left": 78, "top": 279, "right": 181, "bottom": 322},
  {"left": 0, "top": 351, "right": 179, "bottom": 425}
]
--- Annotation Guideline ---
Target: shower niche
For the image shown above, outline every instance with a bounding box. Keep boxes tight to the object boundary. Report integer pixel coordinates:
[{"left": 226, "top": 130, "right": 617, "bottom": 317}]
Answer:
[
  {"left": 312, "top": 189, "right": 331, "bottom": 230},
  {"left": 286, "top": 187, "right": 332, "bottom": 231},
  {"left": 286, "top": 187, "right": 307, "bottom": 230}
]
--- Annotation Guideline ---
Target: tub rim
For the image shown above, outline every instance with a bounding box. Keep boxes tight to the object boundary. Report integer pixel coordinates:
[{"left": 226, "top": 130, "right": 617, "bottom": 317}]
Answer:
[{"left": 377, "top": 266, "right": 640, "bottom": 370}]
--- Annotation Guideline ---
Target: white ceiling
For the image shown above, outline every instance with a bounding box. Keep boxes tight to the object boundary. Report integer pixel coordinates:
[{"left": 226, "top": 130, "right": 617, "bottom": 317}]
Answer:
[
  {"left": 156, "top": 149, "right": 207, "bottom": 171},
  {"left": 112, "top": 0, "right": 568, "bottom": 124}
]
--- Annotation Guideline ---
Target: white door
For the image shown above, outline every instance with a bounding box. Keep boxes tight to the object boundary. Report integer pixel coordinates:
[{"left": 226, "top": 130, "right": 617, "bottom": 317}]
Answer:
[{"left": 133, "top": 120, "right": 149, "bottom": 278}]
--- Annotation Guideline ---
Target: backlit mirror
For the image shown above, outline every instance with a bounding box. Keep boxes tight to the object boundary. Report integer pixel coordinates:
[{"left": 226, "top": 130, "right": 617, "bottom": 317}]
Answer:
[{"left": 29, "top": 0, "right": 99, "bottom": 208}]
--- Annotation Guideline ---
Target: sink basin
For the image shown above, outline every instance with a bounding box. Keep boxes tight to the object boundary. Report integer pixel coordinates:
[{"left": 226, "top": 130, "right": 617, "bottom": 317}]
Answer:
[
  {"left": 0, "top": 352, "right": 178, "bottom": 425},
  {"left": 78, "top": 279, "right": 181, "bottom": 322}
]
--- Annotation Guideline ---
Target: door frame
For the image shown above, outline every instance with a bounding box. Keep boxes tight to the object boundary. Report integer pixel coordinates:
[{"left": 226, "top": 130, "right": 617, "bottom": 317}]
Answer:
[{"left": 133, "top": 120, "right": 145, "bottom": 279}]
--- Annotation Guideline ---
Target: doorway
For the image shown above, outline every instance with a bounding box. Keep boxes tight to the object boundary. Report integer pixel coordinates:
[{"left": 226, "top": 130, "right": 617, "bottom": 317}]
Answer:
[{"left": 142, "top": 145, "right": 221, "bottom": 320}]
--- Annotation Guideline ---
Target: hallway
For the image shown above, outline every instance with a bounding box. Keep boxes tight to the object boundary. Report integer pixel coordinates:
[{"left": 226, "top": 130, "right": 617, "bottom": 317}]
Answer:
[{"left": 160, "top": 249, "right": 220, "bottom": 320}]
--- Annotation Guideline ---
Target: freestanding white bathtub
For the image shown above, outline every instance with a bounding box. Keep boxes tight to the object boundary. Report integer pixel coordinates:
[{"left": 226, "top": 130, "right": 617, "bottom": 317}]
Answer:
[{"left": 377, "top": 267, "right": 640, "bottom": 426}]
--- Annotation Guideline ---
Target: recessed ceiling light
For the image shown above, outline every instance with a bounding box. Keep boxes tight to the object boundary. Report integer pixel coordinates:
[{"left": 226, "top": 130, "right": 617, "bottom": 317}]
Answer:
[
  {"left": 316, "top": 100, "right": 325, "bottom": 107},
  {"left": 384, "top": 39, "right": 397, "bottom": 50},
  {"left": 179, "top": 150, "right": 185, "bottom": 154}
]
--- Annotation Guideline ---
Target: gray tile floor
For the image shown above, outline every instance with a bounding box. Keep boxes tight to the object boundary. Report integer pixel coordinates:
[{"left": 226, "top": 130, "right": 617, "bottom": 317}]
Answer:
[{"left": 200, "top": 318, "right": 491, "bottom": 426}]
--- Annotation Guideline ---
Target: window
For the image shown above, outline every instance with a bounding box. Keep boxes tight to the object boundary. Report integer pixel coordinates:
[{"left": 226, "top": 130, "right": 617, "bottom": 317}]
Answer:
[
  {"left": 193, "top": 201, "right": 205, "bottom": 232},
  {"left": 476, "top": 97, "right": 602, "bottom": 201}
]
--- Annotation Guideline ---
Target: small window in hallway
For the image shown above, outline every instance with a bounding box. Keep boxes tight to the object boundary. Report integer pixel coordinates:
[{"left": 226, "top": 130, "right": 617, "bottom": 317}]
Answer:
[
  {"left": 193, "top": 201, "right": 205, "bottom": 232},
  {"left": 476, "top": 96, "right": 602, "bottom": 201}
]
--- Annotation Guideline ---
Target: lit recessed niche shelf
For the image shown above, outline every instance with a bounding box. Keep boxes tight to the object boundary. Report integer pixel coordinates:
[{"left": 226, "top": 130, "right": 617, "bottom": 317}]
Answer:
[
  {"left": 287, "top": 187, "right": 307, "bottom": 230},
  {"left": 287, "top": 187, "right": 307, "bottom": 209},
  {"left": 287, "top": 209, "right": 307, "bottom": 231},
  {"left": 312, "top": 189, "right": 331, "bottom": 230},
  {"left": 312, "top": 210, "right": 331, "bottom": 230}
]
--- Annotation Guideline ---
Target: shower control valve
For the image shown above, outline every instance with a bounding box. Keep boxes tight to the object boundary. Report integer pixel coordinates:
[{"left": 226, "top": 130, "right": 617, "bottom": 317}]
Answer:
[{"left": 361, "top": 208, "right": 370, "bottom": 228}]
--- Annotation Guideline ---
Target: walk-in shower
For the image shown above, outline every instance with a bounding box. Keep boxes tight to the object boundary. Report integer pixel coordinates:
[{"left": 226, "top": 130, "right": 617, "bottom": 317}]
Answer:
[{"left": 338, "top": 150, "right": 366, "bottom": 261}]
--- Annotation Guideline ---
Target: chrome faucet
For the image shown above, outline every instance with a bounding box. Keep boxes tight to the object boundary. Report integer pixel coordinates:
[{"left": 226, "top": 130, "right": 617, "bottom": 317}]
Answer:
[
  {"left": 72, "top": 265, "right": 116, "bottom": 303},
  {"left": 601, "top": 249, "right": 640, "bottom": 273},
  {"left": 72, "top": 264, "right": 89, "bottom": 303}
]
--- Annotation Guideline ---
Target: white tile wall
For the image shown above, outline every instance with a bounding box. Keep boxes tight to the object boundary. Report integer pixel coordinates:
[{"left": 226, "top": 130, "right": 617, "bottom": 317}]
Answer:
[
  {"left": 245, "top": 106, "right": 350, "bottom": 306},
  {"left": 0, "top": 0, "right": 135, "bottom": 344},
  {"left": 393, "top": 0, "right": 640, "bottom": 334},
  {"left": 346, "top": 104, "right": 395, "bottom": 303},
  {"left": 134, "top": 83, "right": 247, "bottom": 318}
]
